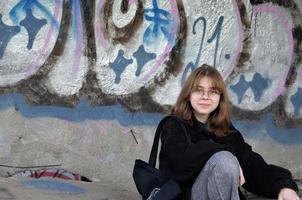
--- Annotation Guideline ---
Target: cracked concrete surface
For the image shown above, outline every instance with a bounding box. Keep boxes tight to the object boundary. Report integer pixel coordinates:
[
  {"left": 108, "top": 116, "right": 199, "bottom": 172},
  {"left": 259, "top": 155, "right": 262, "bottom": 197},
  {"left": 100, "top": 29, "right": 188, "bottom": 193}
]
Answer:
[{"left": 0, "top": 177, "right": 300, "bottom": 200}]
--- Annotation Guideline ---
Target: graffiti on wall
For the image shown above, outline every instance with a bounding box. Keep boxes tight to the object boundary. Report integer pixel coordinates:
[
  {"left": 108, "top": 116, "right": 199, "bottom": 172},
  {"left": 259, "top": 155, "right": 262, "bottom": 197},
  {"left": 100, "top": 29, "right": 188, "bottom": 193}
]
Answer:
[
  {"left": 21, "top": 179, "right": 85, "bottom": 193},
  {"left": 0, "top": 0, "right": 301, "bottom": 127}
]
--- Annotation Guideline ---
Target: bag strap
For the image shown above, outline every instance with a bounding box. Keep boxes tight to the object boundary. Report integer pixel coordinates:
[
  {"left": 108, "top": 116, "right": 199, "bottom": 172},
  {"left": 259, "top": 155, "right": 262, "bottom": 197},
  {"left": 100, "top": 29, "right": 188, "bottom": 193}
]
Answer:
[{"left": 148, "top": 115, "right": 191, "bottom": 167}]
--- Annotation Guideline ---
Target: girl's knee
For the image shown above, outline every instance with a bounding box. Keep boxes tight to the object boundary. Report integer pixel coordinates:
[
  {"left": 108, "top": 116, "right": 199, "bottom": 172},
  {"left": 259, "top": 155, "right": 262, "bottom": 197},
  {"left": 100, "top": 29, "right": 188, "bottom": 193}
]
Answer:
[{"left": 209, "top": 151, "right": 240, "bottom": 179}]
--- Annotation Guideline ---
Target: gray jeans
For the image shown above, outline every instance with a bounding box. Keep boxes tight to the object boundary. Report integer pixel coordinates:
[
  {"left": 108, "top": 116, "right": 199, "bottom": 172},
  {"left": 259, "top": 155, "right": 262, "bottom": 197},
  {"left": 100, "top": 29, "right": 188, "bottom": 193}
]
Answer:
[{"left": 191, "top": 151, "right": 240, "bottom": 200}]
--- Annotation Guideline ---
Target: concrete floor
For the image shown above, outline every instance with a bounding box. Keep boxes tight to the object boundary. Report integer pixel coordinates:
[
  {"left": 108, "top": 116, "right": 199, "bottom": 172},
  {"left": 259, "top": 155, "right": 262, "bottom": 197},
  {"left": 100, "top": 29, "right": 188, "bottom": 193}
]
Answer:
[
  {"left": 0, "top": 177, "right": 300, "bottom": 200},
  {"left": 0, "top": 177, "right": 140, "bottom": 200}
]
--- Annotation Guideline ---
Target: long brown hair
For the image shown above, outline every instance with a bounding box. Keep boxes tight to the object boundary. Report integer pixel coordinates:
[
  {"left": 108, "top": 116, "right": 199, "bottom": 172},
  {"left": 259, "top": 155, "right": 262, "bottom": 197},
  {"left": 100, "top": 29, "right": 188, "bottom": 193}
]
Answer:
[{"left": 171, "top": 64, "right": 231, "bottom": 136}]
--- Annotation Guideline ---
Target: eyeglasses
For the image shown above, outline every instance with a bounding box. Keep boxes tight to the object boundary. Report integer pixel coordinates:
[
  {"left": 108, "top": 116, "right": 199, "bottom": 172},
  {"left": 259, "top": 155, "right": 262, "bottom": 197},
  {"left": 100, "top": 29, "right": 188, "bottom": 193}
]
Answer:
[{"left": 192, "top": 88, "right": 221, "bottom": 99}]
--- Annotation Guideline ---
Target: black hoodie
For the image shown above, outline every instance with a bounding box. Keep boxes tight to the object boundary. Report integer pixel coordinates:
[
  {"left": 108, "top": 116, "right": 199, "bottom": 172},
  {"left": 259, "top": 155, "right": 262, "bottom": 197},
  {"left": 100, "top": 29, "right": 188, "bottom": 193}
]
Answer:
[{"left": 158, "top": 115, "right": 298, "bottom": 200}]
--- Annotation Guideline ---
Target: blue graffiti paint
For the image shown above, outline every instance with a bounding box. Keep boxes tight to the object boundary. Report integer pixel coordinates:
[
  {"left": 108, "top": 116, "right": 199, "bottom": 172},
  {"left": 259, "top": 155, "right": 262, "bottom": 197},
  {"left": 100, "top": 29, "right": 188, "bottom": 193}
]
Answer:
[
  {"left": 233, "top": 113, "right": 302, "bottom": 144},
  {"left": 71, "top": 0, "right": 80, "bottom": 38},
  {"left": 0, "top": 93, "right": 163, "bottom": 126},
  {"left": 206, "top": 16, "right": 224, "bottom": 67},
  {"left": 0, "top": 14, "right": 21, "bottom": 59},
  {"left": 22, "top": 179, "right": 85, "bottom": 193},
  {"left": 181, "top": 16, "right": 224, "bottom": 85},
  {"left": 291, "top": 87, "right": 302, "bottom": 116},
  {"left": 20, "top": 8, "right": 47, "bottom": 49},
  {"left": 0, "top": 93, "right": 301, "bottom": 144},
  {"left": 181, "top": 17, "right": 207, "bottom": 85},
  {"left": 133, "top": 45, "right": 156, "bottom": 76},
  {"left": 8, "top": 0, "right": 26, "bottom": 24},
  {"left": 230, "top": 73, "right": 269, "bottom": 103},
  {"left": 71, "top": 0, "right": 78, "bottom": 37},
  {"left": 249, "top": 73, "right": 269, "bottom": 102},
  {"left": 9, "top": 0, "right": 59, "bottom": 29},
  {"left": 230, "top": 75, "right": 250, "bottom": 103},
  {"left": 109, "top": 50, "right": 133, "bottom": 84},
  {"left": 3, "top": 0, "right": 60, "bottom": 55},
  {"left": 143, "top": 0, "right": 173, "bottom": 44}
]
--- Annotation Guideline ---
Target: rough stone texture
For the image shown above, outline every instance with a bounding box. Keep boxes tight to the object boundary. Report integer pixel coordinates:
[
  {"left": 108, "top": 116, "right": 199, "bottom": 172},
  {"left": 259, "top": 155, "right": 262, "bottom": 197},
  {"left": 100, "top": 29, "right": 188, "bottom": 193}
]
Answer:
[
  {"left": 242, "top": 179, "right": 302, "bottom": 199},
  {"left": 0, "top": 177, "right": 300, "bottom": 200},
  {"left": 0, "top": 177, "right": 139, "bottom": 200}
]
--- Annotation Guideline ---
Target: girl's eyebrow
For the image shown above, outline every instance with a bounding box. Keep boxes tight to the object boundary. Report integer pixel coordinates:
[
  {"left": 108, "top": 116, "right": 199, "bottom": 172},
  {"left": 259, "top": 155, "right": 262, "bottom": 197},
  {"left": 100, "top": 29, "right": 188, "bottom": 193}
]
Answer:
[{"left": 196, "top": 85, "right": 215, "bottom": 89}]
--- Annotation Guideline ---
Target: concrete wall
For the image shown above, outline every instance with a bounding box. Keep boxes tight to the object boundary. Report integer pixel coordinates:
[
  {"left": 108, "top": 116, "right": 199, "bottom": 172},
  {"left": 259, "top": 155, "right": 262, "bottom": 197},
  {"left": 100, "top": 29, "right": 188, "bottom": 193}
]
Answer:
[{"left": 0, "top": 0, "right": 301, "bottom": 193}]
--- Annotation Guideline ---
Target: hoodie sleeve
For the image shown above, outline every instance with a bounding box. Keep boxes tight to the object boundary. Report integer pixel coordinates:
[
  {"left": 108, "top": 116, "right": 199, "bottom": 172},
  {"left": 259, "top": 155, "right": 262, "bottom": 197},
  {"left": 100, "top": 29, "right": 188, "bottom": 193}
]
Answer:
[
  {"left": 159, "top": 117, "right": 234, "bottom": 181},
  {"left": 231, "top": 129, "right": 298, "bottom": 198}
]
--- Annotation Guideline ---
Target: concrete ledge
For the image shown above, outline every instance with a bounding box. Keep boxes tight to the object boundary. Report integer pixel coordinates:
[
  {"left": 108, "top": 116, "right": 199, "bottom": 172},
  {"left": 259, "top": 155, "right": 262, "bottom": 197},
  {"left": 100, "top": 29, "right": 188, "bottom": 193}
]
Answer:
[
  {"left": 0, "top": 177, "right": 140, "bottom": 200},
  {"left": 242, "top": 179, "right": 302, "bottom": 199},
  {"left": 0, "top": 177, "right": 300, "bottom": 200}
]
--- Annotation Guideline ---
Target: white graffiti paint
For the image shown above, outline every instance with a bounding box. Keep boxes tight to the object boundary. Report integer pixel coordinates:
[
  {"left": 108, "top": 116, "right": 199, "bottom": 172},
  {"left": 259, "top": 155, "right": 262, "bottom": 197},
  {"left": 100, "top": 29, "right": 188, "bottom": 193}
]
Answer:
[
  {"left": 44, "top": 0, "right": 88, "bottom": 96},
  {"left": 228, "top": 2, "right": 294, "bottom": 110},
  {"left": 112, "top": 0, "right": 138, "bottom": 29},
  {"left": 94, "top": 0, "right": 179, "bottom": 95},
  {"left": 153, "top": 0, "right": 243, "bottom": 105},
  {"left": 0, "top": 0, "right": 62, "bottom": 86},
  {"left": 283, "top": 76, "right": 302, "bottom": 118},
  {"left": 0, "top": 0, "right": 301, "bottom": 119}
]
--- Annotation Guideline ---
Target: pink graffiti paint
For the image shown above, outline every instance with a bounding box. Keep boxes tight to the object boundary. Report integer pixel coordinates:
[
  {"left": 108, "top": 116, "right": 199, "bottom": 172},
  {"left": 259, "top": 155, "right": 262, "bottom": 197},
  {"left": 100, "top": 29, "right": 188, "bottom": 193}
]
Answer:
[
  {"left": 82, "top": 137, "right": 91, "bottom": 145},
  {"left": 95, "top": 121, "right": 110, "bottom": 135},
  {"left": 222, "top": 0, "right": 244, "bottom": 79},
  {"left": 96, "top": 0, "right": 105, "bottom": 18},
  {"left": 253, "top": 4, "right": 294, "bottom": 97},
  {"left": 81, "top": 125, "right": 93, "bottom": 134},
  {"left": 27, "top": 2, "right": 62, "bottom": 76},
  {"left": 114, "top": 122, "right": 129, "bottom": 134},
  {"left": 30, "top": 120, "right": 62, "bottom": 135},
  {"left": 95, "top": 21, "right": 110, "bottom": 49},
  {"left": 142, "top": 44, "right": 172, "bottom": 81},
  {"left": 121, "top": 127, "right": 131, "bottom": 134},
  {"left": 143, "top": 0, "right": 180, "bottom": 81},
  {"left": 72, "top": 0, "right": 84, "bottom": 74},
  {"left": 129, "top": 0, "right": 136, "bottom": 6},
  {"left": 80, "top": 125, "right": 93, "bottom": 145},
  {"left": 95, "top": 120, "right": 132, "bottom": 135},
  {"left": 299, "top": 65, "right": 302, "bottom": 85},
  {"left": 95, "top": 0, "right": 110, "bottom": 49}
]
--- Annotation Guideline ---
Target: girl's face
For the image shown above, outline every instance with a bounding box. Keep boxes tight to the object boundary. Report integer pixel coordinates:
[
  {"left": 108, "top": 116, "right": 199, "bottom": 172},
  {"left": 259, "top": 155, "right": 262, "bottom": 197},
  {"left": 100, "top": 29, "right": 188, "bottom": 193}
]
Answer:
[{"left": 190, "top": 76, "right": 221, "bottom": 123}]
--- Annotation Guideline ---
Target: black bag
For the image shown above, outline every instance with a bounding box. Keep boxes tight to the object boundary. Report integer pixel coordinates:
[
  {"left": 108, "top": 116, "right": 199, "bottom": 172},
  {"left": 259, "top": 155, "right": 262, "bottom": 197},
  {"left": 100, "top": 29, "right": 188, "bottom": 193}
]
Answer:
[
  {"left": 133, "top": 116, "right": 189, "bottom": 200},
  {"left": 133, "top": 159, "right": 181, "bottom": 200}
]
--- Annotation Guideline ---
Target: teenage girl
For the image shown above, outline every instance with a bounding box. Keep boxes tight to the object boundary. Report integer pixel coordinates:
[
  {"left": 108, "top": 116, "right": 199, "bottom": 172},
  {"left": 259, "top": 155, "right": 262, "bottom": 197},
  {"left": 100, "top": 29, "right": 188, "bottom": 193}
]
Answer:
[{"left": 158, "top": 64, "right": 299, "bottom": 200}]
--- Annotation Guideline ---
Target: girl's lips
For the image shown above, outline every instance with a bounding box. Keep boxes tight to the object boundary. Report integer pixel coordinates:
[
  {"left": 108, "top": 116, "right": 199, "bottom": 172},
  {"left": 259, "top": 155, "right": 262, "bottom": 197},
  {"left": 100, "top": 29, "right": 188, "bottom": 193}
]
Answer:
[{"left": 198, "top": 103, "right": 211, "bottom": 107}]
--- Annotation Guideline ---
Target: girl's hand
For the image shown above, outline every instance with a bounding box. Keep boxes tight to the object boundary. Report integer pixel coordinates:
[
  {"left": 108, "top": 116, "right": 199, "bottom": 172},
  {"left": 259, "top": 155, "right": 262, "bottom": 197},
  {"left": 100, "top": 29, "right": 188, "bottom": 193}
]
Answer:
[
  {"left": 278, "top": 188, "right": 300, "bottom": 200},
  {"left": 239, "top": 166, "right": 245, "bottom": 186}
]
